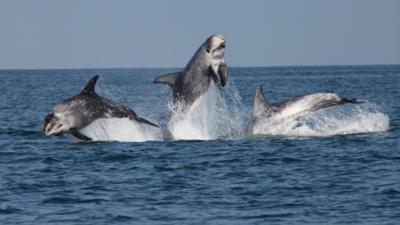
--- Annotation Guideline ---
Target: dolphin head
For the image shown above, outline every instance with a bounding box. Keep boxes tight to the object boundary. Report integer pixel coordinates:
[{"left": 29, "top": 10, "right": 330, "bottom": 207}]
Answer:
[
  {"left": 204, "top": 34, "right": 225, "bottom": 59},
  {"left": 189, "top": 34, "right": 226, "bottom": 66},
  {"left": 194, "top": 34, "right": 228, "bottom": 87},
  {"left": 43, "top": 112, "right": 69, "bottom": 136},
  {"left": 203, "top": 34, "right": 225, "bottom": 64},
  {"left": 43, "top": 99, "right": 82, "bottom": 136}
]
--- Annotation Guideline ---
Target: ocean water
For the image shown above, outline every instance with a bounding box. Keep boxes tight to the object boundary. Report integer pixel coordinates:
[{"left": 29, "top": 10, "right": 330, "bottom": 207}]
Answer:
[{"left": 0, "top": 65, "right": 399, "bottom": 224}]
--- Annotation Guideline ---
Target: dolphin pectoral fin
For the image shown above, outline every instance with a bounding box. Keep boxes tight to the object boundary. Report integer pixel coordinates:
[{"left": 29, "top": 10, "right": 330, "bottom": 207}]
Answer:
[
  {"left": 153, "top": 72, "right": 181, "bottom": 88},
  {"left": 208, "top": 65, "right": 227, "bottom": 88},
  {"left": 134, "top": 116, "right": 160, "bottom": 128},
  {"left": 218, "top": 63, "right": 228, "bottom": 87},
  {"left": 71, "top": 129, "right": 92, "bottom": 141}
]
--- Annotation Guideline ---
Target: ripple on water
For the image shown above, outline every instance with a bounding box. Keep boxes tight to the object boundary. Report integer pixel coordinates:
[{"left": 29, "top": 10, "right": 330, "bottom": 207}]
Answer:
[
  {"left": 4, "top": 128, "right": 42, "bottom": 137},
  {"left": 371, "top": 153, "right": 400, "bottom": 161},
  {"left": 238, "top": 212, "right": 295, "bottom": 219},
  {"left": 41, "top": 197, "right": 107, "bottom": 205},
  {"left": 0, "top": 205, "right": 23, "bottom": 215},
  {"left": 378, "top": 188, "right": 400, "bottom": 196},
  {"left": 81, "top": 185, "right": 114, "bottom": 192},
  {"left": 41, "top": 156, "right": 62, "bottom": 164},
  {"left": 101, "top": 153, "right": 137, "bottom": 162},
  {"left": 106, "top": 214, "right": 134, "bottom": 222}
]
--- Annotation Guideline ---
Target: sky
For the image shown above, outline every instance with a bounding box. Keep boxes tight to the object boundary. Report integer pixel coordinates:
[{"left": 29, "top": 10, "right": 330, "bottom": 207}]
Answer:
[{"left": 0, "top": 0, "right": 399, "bottom": 69}]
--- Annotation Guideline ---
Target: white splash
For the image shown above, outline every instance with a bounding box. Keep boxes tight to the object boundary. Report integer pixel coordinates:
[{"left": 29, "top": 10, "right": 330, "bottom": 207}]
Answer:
[
  {"left": 168, "top": 82, "right": 247, "bottom": 140},
  {"left": 85, "top": 82, "right": 390, "bottom": 141},
  {"left": 251, "top": 103, "right": 390, "bottom": 137},
  {"left": 78, "top": 118, "right": 162, "bottom": 142}
]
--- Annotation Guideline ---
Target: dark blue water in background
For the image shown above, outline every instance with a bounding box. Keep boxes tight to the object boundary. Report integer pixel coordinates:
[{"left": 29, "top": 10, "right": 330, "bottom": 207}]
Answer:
[{"left": 0, "top": 65, "right": 399, "bottom": 224}]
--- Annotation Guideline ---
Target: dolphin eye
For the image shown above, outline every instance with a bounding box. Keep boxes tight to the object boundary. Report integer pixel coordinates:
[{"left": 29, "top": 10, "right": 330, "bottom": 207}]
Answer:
[{"left": 206, "top": 41, "right": 212, "bottom": 53}]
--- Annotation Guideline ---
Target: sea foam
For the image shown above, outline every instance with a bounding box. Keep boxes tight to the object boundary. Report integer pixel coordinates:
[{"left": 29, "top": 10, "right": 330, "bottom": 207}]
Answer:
[
  {"left": 251, "top": 102, "right": 390, "bottom": 137},
  {"left": 81, "top": 82, "right": 390, "bottom": 141},
  {"left": 168, "top": 82, "right": 247, "bottom": 140},
  {"left": 168, "top": 83, "right": 389, "bottom": 140}
]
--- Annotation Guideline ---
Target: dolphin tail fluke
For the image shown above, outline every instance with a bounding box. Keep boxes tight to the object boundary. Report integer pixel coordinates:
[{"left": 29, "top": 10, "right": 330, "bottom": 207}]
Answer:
[
  {"left": 136, "top": 116, "right": 160, "bottom": 128},
  {"left": 252, "top": 85, "right": 272, "bottom": 119},
  {"left": 153, "top": 72, "right": 181, "bottom": 88}
]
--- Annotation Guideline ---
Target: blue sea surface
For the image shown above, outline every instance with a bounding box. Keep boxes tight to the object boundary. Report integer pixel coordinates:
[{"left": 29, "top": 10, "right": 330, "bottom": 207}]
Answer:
[{"left": 0, "top": 65, "right": 399, "bottom": 224}]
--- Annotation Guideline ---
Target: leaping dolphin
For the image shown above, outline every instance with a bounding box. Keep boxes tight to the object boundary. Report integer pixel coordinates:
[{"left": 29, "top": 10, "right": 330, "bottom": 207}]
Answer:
[
  {"left": 250, "top": 85, "right": 364, "bottom": 134},
  {"left": 153, "top": 34, "right": 227, "bottom": 107},
  {"left": 43, "top": 75, "right": 159, "bottom": 141}
]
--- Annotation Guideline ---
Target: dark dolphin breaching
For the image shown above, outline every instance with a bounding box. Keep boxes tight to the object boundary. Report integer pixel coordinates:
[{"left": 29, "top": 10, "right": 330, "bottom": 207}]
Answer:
[
  {"left": 43, "top": 75, "right": 158, "bottom": 141},
  {"left": 250, "top": 85, "right": 364, "bottom": 133},
  {"left": 153, "top": 34, "right": 227, "bottom": 108}
]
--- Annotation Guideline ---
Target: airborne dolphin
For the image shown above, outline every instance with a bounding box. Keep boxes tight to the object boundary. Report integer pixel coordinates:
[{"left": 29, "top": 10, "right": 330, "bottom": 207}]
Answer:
[
  {"left": 153, "top": 34, "right": 227, "bottom": 107},
  {"left": 250, "top": 85, "right": 364, "bottom": 134},
  {"left": 43, "top": 75, "right": 159, "bottom": 141}
]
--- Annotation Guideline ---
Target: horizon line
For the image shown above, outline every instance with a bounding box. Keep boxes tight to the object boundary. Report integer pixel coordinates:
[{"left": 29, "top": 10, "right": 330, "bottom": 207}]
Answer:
[{"left": 0, "top": 63, "right": 399, "bottom": 71}]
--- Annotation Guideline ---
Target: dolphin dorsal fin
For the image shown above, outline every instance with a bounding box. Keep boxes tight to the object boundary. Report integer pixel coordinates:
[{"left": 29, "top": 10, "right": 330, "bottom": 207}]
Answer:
[
  {"left": 81, "top": 75, "right": 99, "bottom": 95},
  {"left": 252, "top": 85, "right": 271, "bottom": 119},
  {"left": 153, "top": 72, "right": 181, "bottom": 88}
]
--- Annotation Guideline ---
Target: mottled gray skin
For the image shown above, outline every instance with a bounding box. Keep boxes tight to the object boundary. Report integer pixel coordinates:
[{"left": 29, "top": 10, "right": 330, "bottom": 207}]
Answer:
[
  {"left": 43, "top": 75, "right": 158, "bottom": 140},
  {"left": 153, "top": 34, "right": 227, "bottom": 107},
  {"left": 251, "top": 85, "right": 364, "bottom": 130}
]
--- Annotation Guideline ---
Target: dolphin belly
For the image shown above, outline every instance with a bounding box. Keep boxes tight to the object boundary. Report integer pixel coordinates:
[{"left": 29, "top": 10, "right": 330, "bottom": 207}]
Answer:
[{"left": 77, "top": 117, "right": 162, "bottom": 142}]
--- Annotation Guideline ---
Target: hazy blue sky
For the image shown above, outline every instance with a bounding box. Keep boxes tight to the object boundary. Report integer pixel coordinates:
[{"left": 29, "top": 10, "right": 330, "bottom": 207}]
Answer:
[{"left": 0, "top": 0, "right": 399, "bottom": 69}]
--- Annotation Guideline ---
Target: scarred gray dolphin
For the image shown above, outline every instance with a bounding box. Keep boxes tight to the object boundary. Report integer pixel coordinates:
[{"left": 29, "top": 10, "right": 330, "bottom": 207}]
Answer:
[
  {"left": 43, "top": 75, "right": 158, "bottom": 141},
  {"left": 153, "top": 34, "right": 227, "bottom": 107},
  {"left": 250, "top": 85, "right": 364, "bottom": 134}
]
